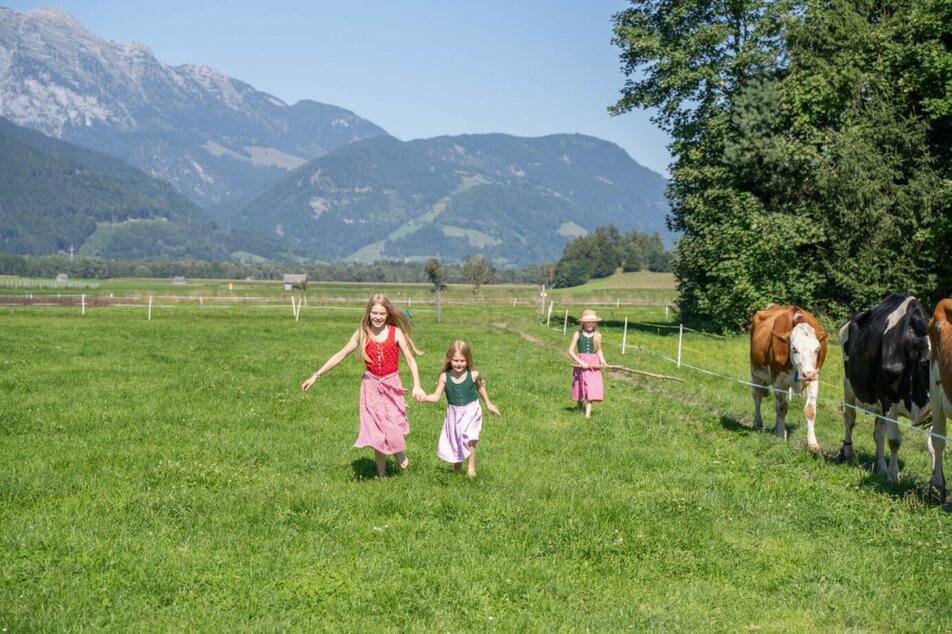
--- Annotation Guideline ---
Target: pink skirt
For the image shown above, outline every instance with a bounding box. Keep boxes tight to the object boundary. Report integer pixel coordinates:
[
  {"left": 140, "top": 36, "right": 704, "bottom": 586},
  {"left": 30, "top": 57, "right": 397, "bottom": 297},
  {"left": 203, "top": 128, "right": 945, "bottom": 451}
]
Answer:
[
  {"left": 355, "top": 371, "right": 410, "bottom": 454},
  {"left": 437, "top": 401, "right": 483, "bottom": 463},
  {"left": 572, "top": 352, "right": 604, "bottom": 402}
]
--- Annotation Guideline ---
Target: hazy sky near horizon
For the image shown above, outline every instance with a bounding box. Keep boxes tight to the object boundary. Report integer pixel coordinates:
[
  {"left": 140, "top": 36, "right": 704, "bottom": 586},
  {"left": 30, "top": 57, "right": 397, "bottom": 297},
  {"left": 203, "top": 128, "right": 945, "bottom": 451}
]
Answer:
[{"left": 6, "top": 1, "right": 673, "bottom": 176}]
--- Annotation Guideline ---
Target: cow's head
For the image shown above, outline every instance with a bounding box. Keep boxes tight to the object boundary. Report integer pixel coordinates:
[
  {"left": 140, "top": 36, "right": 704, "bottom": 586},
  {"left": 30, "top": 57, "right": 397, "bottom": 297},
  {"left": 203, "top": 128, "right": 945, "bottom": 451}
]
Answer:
[
  {"left": 902, "top": 330, "right": 932, "bottom": 422},
  {"left": 775, "top": 323, "right": 823, "bottom": 381}
]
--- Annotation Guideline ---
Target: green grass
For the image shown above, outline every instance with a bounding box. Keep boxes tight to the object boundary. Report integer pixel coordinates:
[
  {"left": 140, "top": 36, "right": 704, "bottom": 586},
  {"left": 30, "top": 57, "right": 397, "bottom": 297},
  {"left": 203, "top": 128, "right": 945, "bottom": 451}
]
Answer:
[{"left": 1, "top": 296, "right": 949, "bottom": 631}]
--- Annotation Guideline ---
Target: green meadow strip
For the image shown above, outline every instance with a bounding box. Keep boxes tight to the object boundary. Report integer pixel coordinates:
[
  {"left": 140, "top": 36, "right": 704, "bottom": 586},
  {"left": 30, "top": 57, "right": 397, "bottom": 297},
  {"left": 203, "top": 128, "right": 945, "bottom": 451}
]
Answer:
[{"left": 1, "top": 300, "right": 948, "bottom": 631}]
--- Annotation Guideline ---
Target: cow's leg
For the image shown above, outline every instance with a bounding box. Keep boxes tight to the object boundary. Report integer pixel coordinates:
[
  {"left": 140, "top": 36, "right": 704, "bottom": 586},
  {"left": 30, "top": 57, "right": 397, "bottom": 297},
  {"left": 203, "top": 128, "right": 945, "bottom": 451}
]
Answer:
[
  {"left": 773, "top": 387, "right": 789, "bottom": 440},
  {"left": 884, "top": 405, "right": 902, "bottom": 483},
  {"left": 873, "top": 416, "right": 889, "bottom": 475},
  {"left": 752, "top": 381, "right": 767, "bottom": 429},
  {"left": 840, "top": 379, "right": 857, "bottom": 462},
  {"left": 927, "top": 390, "right": 947, "bottom": 502},
  {"left": 802, "top": 378, "right": 820, "bottom": 452}
]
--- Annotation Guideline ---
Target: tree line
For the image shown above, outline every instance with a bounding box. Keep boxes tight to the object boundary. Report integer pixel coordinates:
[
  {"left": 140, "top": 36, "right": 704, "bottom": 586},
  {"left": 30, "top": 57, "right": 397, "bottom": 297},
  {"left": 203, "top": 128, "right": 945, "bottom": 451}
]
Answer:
[
  {"left": 612, "top": 0, "right": 951, "bottom": 331},
  {"left": 552, "top": 227, "right": 671, "bottom": 288},
  {"left": 0, "top": 253, "right": 550, "bottom": 287}
]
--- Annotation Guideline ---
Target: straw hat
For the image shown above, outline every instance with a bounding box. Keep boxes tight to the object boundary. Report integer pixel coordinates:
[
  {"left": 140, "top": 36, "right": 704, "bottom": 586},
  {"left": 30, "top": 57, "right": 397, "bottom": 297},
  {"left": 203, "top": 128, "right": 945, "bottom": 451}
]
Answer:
[{"left": 579, "top": 309, "right": 602, "bottom": 322}]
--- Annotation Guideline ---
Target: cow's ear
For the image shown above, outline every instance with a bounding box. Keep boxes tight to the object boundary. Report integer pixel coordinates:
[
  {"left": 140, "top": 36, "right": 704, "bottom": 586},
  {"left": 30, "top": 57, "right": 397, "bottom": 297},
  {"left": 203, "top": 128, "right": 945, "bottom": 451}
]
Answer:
[{"left": 770, "top": 331, "right": 789, "bottom": 344}]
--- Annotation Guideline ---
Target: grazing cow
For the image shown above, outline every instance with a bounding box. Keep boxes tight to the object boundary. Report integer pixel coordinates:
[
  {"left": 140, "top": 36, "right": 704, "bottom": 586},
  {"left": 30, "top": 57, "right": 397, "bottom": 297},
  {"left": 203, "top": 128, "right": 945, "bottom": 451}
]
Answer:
[
  {"left": 839, "top": 294, "right": 931, "bottom": 484},
  {"left": 750, "top": 304, "right": 828, "bottom": 450},
  {"left": 928, "top": 298, "right": 952, "bottom": 501}
]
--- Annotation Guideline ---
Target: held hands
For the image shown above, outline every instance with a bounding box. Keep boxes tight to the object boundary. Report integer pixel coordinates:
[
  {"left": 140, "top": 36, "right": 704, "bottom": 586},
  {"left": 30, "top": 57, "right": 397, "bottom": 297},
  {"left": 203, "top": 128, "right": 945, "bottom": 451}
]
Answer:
[{"left": 411, "top": 386, "right": 426, "bottom": 402}]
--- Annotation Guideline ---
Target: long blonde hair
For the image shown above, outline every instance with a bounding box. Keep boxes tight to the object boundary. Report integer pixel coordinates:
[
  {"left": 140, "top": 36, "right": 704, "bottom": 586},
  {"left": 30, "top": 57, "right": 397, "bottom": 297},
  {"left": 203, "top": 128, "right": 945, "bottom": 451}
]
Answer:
[
  {"left": 441, "top": 340, "right": 484, "bottom": 387},
  {"left": 357, "top": 293, "right": 421, "bottom": 363}
]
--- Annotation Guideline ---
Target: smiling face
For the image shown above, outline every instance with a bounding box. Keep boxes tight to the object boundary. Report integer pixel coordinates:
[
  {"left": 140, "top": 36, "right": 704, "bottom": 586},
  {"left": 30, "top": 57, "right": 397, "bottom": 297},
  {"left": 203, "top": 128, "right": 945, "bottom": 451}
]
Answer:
[
  {"left": 369, "top": 303, "right": 388, "bottom": 329},
  {"left": 444, "top": 340, "right": 473, "bottom": 373}
]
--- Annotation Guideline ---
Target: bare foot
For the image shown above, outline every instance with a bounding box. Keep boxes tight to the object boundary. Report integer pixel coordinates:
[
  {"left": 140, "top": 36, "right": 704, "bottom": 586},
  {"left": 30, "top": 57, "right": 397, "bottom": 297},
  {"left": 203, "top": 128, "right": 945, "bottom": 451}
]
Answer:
[
  {"left": 399, "top": 457, "right": 409, "bottom": 470},
  {"left": 467, "top": 469, "right": 476, "bottom": 479}
]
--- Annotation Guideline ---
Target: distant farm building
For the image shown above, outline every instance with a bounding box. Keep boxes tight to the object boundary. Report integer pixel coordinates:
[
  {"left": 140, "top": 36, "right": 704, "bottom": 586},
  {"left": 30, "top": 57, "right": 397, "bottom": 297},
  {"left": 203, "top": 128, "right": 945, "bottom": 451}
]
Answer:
[
  {"left": 283, "top": 274, "right": 307, "bottom": 291},
  {"left": 172, "top": 276, "right": 187, "bottom": 285},
  {"left": 55, "top": 273, "right": 69, "bottom": 282}
]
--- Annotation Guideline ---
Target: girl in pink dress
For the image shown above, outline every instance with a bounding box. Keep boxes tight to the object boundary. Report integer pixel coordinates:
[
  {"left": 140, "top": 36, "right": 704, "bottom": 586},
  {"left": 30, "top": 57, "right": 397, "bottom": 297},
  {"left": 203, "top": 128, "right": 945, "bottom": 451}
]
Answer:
[
  {"left": 568, "top": 309, "right": 607, "bottom": 418},
  {"left": 302, "top": 294, "right": 425, "bottom": 477},
  {"left": 420, "top": 340, "right": 500, "bottom": 478}
]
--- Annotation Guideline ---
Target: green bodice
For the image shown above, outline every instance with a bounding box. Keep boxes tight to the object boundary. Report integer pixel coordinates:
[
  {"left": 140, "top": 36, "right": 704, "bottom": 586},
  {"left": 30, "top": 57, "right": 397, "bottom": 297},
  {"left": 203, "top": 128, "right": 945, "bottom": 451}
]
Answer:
[{"left": 445, "top": 371, "right": 479, "bottom": 406}]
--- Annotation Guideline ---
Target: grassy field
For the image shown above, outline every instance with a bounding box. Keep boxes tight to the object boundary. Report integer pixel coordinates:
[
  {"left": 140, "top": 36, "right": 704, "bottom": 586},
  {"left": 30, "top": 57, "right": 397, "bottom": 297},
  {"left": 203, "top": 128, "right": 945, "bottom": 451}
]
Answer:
[{"left": 1, "top": 289, "right": 949, "bottom": 631}]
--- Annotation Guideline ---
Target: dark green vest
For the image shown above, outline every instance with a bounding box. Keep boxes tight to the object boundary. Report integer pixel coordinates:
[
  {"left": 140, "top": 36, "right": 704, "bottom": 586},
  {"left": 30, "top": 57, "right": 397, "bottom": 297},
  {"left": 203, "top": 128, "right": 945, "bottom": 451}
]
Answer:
[
  {"left": 577, "top": 333, "right": 596, "bottom": 354},
  {"left": 445, "top": 371, "right": 479, "bottom": 405}
]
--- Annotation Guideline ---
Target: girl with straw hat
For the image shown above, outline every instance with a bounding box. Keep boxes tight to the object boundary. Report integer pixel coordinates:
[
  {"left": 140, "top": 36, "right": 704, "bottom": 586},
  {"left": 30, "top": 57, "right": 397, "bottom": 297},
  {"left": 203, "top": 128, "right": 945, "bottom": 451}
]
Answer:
[{"left": 568, "top": 309, "right": 607, "bottom": 418}]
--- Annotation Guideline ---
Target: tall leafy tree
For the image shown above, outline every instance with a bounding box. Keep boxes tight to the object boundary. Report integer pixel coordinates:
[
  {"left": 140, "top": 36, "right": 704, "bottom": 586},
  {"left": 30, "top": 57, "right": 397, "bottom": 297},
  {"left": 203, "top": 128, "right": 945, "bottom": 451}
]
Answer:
[
  {"left": 612, "top": 0, "right": 950, "bottom": 330},
  {"left": 612, "top": 0, "right": 791, "bottom": 330}
]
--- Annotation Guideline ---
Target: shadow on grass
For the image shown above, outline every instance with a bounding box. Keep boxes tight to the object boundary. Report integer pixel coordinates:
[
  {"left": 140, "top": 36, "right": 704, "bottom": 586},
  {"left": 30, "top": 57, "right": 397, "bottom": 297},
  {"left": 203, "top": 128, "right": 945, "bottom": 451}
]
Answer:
[
  {"left": 350, "top": 457, "right": 379, "bottom": 480},
  {"left": 350, "top": 456, "right": 412, "bottom": 480}
]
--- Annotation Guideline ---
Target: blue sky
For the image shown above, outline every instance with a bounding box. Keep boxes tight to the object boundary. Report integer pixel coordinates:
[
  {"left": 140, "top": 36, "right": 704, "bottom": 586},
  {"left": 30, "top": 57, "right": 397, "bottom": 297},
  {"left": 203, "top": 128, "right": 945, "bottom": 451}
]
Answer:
[{"left": 6, "top": 1, "right": 672, "bottom": 176}]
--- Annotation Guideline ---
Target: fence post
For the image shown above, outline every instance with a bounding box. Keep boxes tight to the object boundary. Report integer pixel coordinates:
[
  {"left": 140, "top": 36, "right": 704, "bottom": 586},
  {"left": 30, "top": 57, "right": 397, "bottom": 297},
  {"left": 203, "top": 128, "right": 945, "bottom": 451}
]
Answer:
[
  {"left": 562, "top": 309, "right": 568, "bottom": 335},
  {"left": 677, "top": 323, "right": 684, "bottom": 369},
  {"left": 622, "top": 317, "right": 628, "bottom": 354},
  {"left": 665, "top": 305, "right": 669, "bottom": 321},
  {"left": 81, "top": 294, "right": 86, "bottom": 316},
  {"left": 546, "top": 301, "right": 554, "bottom": 327},
  {"left": 148, "top": 296, "right": 153, "bottom": 320}
]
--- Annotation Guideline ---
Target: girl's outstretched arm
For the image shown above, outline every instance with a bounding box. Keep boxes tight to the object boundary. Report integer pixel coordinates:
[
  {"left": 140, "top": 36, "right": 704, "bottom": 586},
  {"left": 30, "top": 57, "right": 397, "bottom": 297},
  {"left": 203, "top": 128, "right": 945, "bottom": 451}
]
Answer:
[
  {"left": 473, "top": 371, "right": 501, "bottom": 416},
  {"left": 394, "top": 327, "right": 426, "bottom": 401},
  {"left": 420, "top": 372, "right": 447, "bottom": 404},
  {"left": 302, "top": 329, "right": 359, "bottom": 391}
]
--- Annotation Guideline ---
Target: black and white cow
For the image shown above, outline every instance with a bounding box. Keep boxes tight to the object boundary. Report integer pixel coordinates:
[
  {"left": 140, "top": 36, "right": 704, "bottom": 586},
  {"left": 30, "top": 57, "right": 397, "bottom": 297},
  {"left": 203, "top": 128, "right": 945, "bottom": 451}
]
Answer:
[{"left": 839, "top": 294, "right": 931, "bottom": 482}]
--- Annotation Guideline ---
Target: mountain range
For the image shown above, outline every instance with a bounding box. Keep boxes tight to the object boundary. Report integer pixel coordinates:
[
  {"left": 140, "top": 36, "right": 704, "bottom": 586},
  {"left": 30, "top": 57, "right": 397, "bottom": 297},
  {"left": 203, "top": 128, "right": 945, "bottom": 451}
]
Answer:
[
  {"left": 0, "top": 6, "right": 387, "bottom": 210},
  {"left": 0, "top": 6, "right": 672, "bottom": 266}
]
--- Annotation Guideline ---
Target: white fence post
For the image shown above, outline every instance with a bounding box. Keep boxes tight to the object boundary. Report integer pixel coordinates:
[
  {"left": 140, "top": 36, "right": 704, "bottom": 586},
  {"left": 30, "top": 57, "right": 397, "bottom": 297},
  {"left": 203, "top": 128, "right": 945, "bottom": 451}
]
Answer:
[
  {"left": 546, "top": 301, "right": 554, "bottom": 327},
  {"left": 665, "top": 305, "right": 669, "bottom": 321},
  {"left": 677, "top": 323, "right": 684, "bottom": 369},
  {"left": 81, "top": 294, "right": 85, "bottom": 316},
  {"left": 562, "top": 309, "right": 568, "bottom": 335},
  {"left": 622, "top": 317, "right": 628, "bottom": 354},
  {"left": 148, "top": 296, "right": 153, "bottom": 320}
]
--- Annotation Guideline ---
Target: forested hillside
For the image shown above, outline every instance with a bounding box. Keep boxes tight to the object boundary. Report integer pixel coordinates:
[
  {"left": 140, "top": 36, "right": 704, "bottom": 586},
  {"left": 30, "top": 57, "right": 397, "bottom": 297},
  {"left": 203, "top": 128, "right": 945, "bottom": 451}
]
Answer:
[{"left": 0, "top": 117, "right": 225, "bottom": 259}]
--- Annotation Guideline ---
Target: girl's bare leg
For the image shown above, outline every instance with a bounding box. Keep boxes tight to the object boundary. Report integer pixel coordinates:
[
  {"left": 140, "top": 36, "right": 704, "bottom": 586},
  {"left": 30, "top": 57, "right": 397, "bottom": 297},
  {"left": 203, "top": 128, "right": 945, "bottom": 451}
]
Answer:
[
  {"left": 394, "top": 451, "right": 409, "bottom": 470},
  {"left": 374, "top": 450, "right": 387, "bottom": 477},
  {"left": 466, "top": 442, "right": 477, "bottom": 478},
  {"left": 585, "top": 401, "right": 592, "bottom": 418},
  {"left": 454, "top": 462, "right": 462, "bottom": 473}
]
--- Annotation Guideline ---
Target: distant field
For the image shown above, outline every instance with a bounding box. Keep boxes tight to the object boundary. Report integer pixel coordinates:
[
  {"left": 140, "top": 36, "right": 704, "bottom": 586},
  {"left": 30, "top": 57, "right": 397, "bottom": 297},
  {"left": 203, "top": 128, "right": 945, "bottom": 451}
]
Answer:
[
  {"left": 548, "top": 271, "right": 677, "bottom": 305},
  {"left": 1, "top": 283, "right": 949, "bottom": 630},
  {"left": 0, "top": 273, "right": 677, "bottom": 308}
]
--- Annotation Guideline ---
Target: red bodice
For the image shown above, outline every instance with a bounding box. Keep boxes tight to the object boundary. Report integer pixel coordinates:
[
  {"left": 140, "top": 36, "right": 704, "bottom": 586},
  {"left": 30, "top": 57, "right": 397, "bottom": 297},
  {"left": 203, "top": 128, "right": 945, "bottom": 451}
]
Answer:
[{"left": 365, "top": 325, "right": 400, "bottom": 376}]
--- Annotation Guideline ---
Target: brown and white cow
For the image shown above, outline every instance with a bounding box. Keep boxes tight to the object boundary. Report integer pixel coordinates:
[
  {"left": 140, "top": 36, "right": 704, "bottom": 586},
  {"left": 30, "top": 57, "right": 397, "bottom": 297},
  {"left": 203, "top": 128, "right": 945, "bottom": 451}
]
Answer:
[
  {"left": 750, "top": 304, "right": 828, "bottom": 450},
  {"left": 928, "top": 298, "right": 952, "bottom": 502}
]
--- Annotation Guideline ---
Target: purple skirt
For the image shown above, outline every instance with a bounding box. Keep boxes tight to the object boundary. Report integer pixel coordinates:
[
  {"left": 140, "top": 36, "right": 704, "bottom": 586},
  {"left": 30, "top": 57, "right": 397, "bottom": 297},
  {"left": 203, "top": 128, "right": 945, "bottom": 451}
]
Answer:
[{"left": 437, "top": 401, "right": 483, "bottom": 463}]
